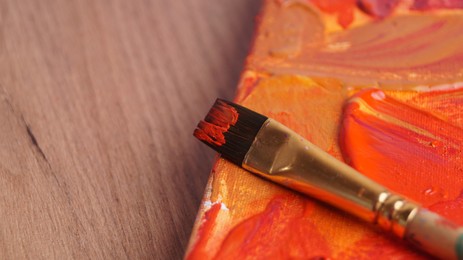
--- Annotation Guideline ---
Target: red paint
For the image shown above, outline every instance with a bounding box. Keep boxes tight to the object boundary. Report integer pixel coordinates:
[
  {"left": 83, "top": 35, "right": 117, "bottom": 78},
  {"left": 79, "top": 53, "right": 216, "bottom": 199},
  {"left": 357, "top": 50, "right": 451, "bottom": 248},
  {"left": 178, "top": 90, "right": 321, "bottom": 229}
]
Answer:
[
  {"left": 205, "top": 100, "right": 239, "bottom": 128},
  {"left": 214, "top": 196, "right": 331, "bottom": 259},
  {"left": 194, "top": 122, "right": 228, "bottom": 146},
  {"left": 309, "top": 0, "right": 356, "bottom": 28},
  {"left": 338, "top": 233, "right": 427, "bottom": 259},
  {"left": 341, "top": 89, "right": 463, "bottom": 221},
  {"left": 186, "top": 203, "right": 221, "bottom": 260},
  {"left": 194, "top": 100, "right": 239, "bottom": 146}
]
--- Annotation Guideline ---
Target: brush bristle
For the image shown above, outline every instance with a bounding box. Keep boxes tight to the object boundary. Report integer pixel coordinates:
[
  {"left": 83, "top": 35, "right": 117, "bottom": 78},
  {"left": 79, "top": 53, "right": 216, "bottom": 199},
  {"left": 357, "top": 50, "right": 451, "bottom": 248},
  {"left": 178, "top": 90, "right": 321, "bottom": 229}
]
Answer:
[{"left": 194, "top": 99, "right": 268, "bottom": 166}]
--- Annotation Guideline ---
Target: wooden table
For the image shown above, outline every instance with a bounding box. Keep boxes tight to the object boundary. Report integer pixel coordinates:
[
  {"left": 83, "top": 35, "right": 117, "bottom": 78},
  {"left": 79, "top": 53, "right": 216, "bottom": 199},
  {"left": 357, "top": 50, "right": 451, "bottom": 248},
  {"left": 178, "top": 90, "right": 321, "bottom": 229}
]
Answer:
[{"left": 0, "top": 1, "right": 260, "bottom": 258}]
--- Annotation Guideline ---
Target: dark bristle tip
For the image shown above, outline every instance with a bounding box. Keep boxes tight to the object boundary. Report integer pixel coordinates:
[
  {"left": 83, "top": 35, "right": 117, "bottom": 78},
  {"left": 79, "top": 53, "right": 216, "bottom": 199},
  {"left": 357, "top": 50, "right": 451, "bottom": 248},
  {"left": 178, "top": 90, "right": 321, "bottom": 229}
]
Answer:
[{"left": 194, "top": 99, "right": 268, "bottom": 166}]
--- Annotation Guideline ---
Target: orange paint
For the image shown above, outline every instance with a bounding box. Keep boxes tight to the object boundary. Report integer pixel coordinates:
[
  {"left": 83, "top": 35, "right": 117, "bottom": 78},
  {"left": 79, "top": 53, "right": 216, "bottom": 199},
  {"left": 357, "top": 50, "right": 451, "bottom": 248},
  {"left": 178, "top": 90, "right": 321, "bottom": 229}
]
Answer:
[
  {"left": 341, "top": 88, "right": 463, "bottom": 216},
  {"left": 405, "top": 86, "right": 463, "bottom": 128}
]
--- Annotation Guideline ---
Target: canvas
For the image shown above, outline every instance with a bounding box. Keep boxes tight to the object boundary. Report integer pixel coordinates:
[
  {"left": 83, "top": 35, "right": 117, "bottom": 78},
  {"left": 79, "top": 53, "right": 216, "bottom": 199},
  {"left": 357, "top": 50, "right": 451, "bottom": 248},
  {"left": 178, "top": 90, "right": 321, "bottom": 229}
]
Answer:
[{"left": 186, "top": 1, "right": 463, "bottom": 259}]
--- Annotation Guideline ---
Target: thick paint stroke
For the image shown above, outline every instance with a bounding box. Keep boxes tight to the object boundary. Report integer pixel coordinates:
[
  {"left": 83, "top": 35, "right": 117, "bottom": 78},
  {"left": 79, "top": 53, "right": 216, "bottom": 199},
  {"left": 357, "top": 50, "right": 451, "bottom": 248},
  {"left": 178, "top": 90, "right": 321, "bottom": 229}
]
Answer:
[
  {"left": 341, "top": 89, "right": 463, "bottom": 219},
  {"left": 214, "top": 195, "right": 330, "bottom": 260}
]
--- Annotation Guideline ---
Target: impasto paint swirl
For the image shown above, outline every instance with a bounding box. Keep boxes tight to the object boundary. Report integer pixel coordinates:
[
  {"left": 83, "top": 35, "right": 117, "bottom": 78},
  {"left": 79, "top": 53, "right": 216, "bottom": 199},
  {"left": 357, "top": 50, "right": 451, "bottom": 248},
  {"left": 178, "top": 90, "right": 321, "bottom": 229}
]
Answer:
[{"left": 249, "top": 1, "right": 463, "bottom": 88}]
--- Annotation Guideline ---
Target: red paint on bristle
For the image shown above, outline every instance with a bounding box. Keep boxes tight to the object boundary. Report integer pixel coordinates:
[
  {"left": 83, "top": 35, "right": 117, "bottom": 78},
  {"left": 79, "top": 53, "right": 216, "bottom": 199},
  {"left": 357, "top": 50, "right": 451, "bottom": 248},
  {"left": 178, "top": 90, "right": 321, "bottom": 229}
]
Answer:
[
  {"left": 205, "top": 100, "right": 239, "bottom": 127},
  {"left": 194, "top": 100, "right": 239, "bottom": 146},
  {"left": 194, "top": 122, "right": 228, "bottom": 146}
]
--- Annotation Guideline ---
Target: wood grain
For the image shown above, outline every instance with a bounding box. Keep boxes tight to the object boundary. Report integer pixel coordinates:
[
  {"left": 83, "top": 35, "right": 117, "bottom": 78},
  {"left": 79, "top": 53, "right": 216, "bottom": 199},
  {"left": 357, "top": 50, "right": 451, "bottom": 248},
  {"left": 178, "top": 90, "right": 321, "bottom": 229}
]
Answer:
[{"left": 0, "top": 0, "right": 261, "bottom": 258}]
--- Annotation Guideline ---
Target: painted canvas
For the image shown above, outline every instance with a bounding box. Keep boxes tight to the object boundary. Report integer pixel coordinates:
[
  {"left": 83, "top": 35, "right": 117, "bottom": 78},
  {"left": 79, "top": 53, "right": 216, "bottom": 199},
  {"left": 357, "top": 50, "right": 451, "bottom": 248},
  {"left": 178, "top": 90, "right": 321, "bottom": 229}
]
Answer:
[{"left": 186, "top": 0, "right": 463, "bottom": 259}]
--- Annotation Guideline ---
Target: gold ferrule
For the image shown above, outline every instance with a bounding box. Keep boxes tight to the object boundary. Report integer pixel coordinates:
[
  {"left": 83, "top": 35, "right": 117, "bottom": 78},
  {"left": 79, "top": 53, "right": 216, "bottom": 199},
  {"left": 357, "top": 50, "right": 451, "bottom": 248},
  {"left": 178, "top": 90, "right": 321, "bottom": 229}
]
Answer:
[{"left": 243, "top": 119, "right": 420, "bottom": 238}]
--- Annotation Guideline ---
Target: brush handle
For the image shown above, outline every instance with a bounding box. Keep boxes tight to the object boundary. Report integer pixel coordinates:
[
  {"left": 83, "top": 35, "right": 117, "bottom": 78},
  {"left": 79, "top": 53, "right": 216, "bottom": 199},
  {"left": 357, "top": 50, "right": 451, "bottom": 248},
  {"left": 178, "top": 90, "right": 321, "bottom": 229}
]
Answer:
[
  {"left": 375, "top": 193, "right": 463, "bottom": 259},
  {"left": 243, "top": 119, "right": 463, "bottom": 260},
  {"left": 405, "top": 209, "right": 463, "bottom": 260},
  {"left": 244, "top": 119, "right": 393, "bottom": 222}
]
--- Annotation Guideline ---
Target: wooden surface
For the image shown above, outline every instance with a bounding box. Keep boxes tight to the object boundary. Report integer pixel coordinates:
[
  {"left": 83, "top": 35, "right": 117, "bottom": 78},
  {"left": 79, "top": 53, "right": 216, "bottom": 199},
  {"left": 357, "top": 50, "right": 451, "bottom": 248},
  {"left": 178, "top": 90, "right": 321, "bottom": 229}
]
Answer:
[{"left": 0, "top": 1, "right": 260, "bottom": 259}]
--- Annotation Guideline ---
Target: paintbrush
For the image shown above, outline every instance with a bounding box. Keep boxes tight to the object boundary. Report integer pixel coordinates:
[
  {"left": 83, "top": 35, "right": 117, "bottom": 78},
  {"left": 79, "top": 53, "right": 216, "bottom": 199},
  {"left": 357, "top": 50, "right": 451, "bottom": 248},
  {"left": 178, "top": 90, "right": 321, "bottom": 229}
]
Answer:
[{"left": 194, "top": 99, "right": 463, "bottom": 260}]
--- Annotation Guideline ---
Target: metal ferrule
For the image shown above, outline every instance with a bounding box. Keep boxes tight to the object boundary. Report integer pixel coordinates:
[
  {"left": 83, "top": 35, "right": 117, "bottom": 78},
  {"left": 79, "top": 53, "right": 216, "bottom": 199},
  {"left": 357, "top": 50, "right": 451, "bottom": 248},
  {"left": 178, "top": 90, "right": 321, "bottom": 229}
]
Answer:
[{"left": 242, "top": 119, "right": 420, "bottom": 238}]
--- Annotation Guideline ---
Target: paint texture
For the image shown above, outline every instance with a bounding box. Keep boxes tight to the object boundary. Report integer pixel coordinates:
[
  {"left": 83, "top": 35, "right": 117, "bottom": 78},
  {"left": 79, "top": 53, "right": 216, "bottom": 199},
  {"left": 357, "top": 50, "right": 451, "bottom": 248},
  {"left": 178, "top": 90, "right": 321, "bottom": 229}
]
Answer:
[
  {"left": 187, "top": 0, "right": 463, "bottom": 259},
  {"left": 215, "top": 195, "right": 330, "bottom": 259},
  {"left": 341, "top": 88, "right": 463, "bottom": 220}
]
